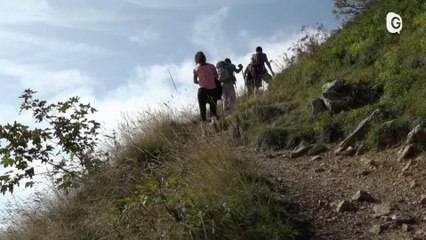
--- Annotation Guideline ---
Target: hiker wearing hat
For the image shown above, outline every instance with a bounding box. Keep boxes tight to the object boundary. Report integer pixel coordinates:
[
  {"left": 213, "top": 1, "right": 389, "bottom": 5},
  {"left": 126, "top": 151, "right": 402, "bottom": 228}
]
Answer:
[{"left": 193, "top": 51, "right": 220, "bottom": 125}]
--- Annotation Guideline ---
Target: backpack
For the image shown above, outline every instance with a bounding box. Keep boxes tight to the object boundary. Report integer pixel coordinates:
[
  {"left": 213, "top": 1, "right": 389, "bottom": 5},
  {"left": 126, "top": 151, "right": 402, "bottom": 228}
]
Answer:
[
  {"left": 214, "top": 78, "right": 222, "bottom": 100},
  {"left": 250, "top": 53, "right": 265, "bottom": 77},
  {"left": 216, "top": 61, "right": 233, "bottom": 83},
  {"left": 251, "top": 53, "right": 262, "bottom": 67}
]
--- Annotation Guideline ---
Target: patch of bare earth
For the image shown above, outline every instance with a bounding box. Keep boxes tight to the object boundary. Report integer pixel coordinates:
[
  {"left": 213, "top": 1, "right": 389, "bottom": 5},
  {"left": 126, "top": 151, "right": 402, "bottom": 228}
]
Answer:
[{"left": 232, "top": 144, "right": 426, "bottom": 240}]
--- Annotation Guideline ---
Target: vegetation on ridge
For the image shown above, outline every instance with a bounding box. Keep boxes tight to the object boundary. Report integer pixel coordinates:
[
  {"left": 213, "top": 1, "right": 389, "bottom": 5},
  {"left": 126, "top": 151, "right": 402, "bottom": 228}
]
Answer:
[
  {"left": 1, "top": 110, "right": 298, "bottom": 239},
  {"left": 0, "top": 89, "right": 101, "bottom": 194},
  {"left": 2, "top": 0, "right": 426, "bottom": 239},
  {"left": 233, "top": 0, "right": 426, "bottom": 151}
]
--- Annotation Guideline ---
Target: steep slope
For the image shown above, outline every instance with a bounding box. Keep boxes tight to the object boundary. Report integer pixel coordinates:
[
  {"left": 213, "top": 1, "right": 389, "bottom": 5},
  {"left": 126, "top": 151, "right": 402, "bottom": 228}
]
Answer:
[
  {"left": 0, "top": 115, "right": 300, "bottom": 240},
  {"left": 2, "top": 1, "right": 425, "bottom": 239},
  {"left": 233, "top": 0, "right": 426, "bottom": 151},
  {"left": 226, "top": 0, "right": 426, "bottom": 239}
]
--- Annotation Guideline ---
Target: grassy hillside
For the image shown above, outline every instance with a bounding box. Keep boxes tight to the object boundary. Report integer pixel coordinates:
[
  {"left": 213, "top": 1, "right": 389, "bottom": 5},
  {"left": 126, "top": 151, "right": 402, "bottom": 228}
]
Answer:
[
  {"left": 2, "top": 0, "right": 425, "bottom": 239},
  {"left": 1, "top": 111, "right": 298, "bottom": 240},
  {"left": 234, "top": 0, "right": 426, "bottom": 150}
]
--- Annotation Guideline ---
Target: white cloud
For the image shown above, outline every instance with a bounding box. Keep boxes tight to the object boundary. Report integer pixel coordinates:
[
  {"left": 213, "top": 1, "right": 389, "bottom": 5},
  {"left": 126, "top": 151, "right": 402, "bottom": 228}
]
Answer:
[
  {"left": 121, "top": 0, "right": 277, "bottom": 9},
  {"left": 248, "top": 30, "right": 303, "bottom": 66},
  {"left": 0, "top": 1, "right": 125, "bottom": 30},
  {"left": 239, "top": 30, "right": 249, "bottom": 38},
  {"left": 0, "top": 58, "right": 198, "bottom": 133},
  {"left": 0, "top": 104, "right": 19, "bottom": 124},
  {"left": 121, "top": 0, "right": 197, "bottom": 9},
  {"left": 94, "top": 60, "right": 197, "bottom": 130},
  {"left": 0, "top": 60, "right": 95, "bottom": 97},
  {"left": 190, "top": 7, "right": 230, "bottom": 58},
  {"left": 0, "top": 29, "right": 111, "bottom": 59},
  {"left": 0, "top": 0, "right": 51, "bottom": 24},
  {"left": 128, "top": 27, "right": 160, "bottom": 46}
]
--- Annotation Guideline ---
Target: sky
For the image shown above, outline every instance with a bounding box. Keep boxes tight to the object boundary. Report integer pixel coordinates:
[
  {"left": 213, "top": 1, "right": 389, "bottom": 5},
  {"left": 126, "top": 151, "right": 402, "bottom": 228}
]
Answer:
[{"left": 0, "top": 0, "right": 338, "bottom": 224}]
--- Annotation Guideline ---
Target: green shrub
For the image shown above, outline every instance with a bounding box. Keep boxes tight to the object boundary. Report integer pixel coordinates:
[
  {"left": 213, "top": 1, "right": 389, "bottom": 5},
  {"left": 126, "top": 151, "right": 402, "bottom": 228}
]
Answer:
[
  {"left": 250, "top": 104, "right": 286, "bottom": 123},
  {"left": 256, "top": 127, "right": 289, "bottom": 150},
  {"left": 286, "top": 126, "right": 316, "bottom": 148},
  {"left": 365, "top": 118, "right": 409, "bottom": 150}
]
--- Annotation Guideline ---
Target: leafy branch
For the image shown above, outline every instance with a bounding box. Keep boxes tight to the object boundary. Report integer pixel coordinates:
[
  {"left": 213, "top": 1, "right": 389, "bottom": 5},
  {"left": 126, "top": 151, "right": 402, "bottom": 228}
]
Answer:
[{"left": 0, "top": 89, "right": 102, "bottom": 194}]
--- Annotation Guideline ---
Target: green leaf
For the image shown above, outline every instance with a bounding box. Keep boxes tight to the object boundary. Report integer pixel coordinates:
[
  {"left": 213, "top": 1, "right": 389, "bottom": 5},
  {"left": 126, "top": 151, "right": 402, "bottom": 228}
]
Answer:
[
  {"left": 58, "top": 102, "right": 70, "bottom": 113},
  {"left": 1, "top": 157, "right": 14, "bottom": 167},
  {"left": 166, "top": 176, "right": 178, "bottom": 187},
  {"left": 25, "top": 181, "right": 34, "bottom": 188},
  {"left": 0, "top": 175, "right": 10, "bottom": 181},
  {"left": 24, "top": 168, "right": 35, "bottom": 178}
]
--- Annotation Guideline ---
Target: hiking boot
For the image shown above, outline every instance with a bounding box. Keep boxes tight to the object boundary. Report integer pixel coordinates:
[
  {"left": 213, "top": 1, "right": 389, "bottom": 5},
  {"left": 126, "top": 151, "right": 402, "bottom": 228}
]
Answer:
[{"left": 210, "top": 116, "right": 218, "bottom": 126}]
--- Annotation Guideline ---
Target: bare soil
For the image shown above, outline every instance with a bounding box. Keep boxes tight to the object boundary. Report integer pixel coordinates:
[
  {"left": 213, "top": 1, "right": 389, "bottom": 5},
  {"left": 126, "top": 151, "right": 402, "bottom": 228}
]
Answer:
[{"left": 231, "top": 143, "right": 426, "bottom": 240}]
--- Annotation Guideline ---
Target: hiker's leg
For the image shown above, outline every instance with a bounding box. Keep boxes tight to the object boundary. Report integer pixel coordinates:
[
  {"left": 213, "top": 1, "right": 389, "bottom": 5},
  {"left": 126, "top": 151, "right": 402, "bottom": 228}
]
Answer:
[
  {"left": 222, "top": 83, "right": 228, "bottom": 110},
  {"left": 229, "top": 85, "right": 236, "bottom": 108},
  {"left": 245, "top": 79, "right": 252, "bottom": 95},
  {"left": 254, "top": 77, "right": 262, "bottom": 95},
  {"left": 247, "top": 84, "right": 253, "bottom": 95},
  {"left": 197, "top": 88, "right": 208, "bottom": 121},
  {"left": 210, "top": 100, "right": 218, "bottom": 117},
  {"left": 252, "top": 80, "right": 257, "bottom": 96},
  {"left": 207, "top": 90, "right": 218, "bottom": 117},
  {"left": 222, "top": 82, "right": 232, "bottom": 111}
]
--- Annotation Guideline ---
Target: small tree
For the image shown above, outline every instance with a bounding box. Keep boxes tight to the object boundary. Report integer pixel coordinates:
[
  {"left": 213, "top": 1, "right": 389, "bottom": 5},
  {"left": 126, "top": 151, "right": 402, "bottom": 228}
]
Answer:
[
  {"left": 0, "top": 89, "right": 101, "bottom": 194},
  {"left": 333, "top": 0, "right": 378, "bottom": 24}
]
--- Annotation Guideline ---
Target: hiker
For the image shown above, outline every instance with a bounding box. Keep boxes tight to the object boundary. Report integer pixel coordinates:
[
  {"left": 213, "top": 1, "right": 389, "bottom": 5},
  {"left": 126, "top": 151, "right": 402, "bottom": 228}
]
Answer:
[
  {"left": 220, "top": 58, "right": 242, "bottom": 111},
  {"left": 193, "top": 51, "right": 220, "bottom": 125},
  {"left": 243, "top": 63, "right": 262, "bottom": 95},
  {"left": 250, "top": 46, "right": 275, "bottom": 86}
]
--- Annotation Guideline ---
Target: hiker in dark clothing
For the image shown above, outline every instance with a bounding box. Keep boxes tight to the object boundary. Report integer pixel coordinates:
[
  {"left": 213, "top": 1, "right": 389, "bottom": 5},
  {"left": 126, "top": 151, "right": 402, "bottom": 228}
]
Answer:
[
  {"left": 222, "top": 58, "right": 242, "bottom": 111},
  {"left": 250, "top": 46, "right": 275, "bottom": 85},
  {"left": 193, "top": 51, "right": 219, "bottom": 125},
  {"left": 244, "top": 63, "right": 262, "bottom": 95}
]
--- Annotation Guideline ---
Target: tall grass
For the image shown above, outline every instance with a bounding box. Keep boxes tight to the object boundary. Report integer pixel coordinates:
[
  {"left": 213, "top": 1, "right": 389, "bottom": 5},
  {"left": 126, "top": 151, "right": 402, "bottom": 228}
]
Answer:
[{"left": 0, "top": 108, "right": 297, "bottom": 240}]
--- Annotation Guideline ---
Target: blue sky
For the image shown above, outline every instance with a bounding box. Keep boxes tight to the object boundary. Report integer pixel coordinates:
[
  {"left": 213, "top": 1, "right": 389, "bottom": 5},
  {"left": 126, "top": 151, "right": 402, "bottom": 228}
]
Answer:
[
  {"left": 0, "top": 0, "right": 338, "bottom": 129},
  {"left": 0, "top": 0, "right": 338, "bottom": 222}
]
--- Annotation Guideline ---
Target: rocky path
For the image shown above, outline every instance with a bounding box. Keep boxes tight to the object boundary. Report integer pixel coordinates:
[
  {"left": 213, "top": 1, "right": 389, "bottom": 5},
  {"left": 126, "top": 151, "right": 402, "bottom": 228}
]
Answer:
[{"left": 232, "top": 144, "right": 426, "bottom": 239}]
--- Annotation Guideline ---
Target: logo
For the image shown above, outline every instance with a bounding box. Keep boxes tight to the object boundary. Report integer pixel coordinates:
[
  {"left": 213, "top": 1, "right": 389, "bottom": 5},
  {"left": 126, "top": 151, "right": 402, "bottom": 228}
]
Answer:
[{"left": 386, "top": 12, "right": 403, "bottom": 34}]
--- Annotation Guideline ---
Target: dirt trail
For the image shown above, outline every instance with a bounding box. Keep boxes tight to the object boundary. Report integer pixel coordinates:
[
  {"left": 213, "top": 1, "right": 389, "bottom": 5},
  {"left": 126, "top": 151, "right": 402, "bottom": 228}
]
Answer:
[{"left": 231, "top": 144, "right": 426, "bottom": 240}]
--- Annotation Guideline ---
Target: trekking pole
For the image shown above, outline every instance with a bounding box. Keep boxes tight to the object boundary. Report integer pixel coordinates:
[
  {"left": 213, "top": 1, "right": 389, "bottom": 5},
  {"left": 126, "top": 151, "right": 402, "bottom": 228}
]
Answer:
[{"left": 167, "top": 68, "right": 178, "bottom": 94}]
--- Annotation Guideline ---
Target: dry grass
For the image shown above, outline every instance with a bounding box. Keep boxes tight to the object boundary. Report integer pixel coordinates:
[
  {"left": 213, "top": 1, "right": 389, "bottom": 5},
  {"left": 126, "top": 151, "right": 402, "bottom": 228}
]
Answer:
[{"left": 0, "top": 108, "right": 296, "bottom": 240}]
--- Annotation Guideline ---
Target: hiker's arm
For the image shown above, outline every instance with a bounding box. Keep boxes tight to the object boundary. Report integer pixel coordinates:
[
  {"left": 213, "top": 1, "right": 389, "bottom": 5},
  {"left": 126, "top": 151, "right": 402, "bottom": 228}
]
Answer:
[
  {"left": 193, "top": 72, "right": 199, "bottom": 84},
  {"left": 234, "top": 64, "right": 243, "bottom": 74},
  {"left": 243, "top": 65, "right": 250, "bottom": 78},
  {"left": 264, "top": 56, "right": 275, "bottom": 76}
]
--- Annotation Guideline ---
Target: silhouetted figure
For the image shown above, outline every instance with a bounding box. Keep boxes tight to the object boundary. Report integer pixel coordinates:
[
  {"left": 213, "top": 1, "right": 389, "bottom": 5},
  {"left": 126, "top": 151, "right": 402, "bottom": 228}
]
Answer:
[{"left": 250, "top": 46, "right": 275, "bottom": 86}]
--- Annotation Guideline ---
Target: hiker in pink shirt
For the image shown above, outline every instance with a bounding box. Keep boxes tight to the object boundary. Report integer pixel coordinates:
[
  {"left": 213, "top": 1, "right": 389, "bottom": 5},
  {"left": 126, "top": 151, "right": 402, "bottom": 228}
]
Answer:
[{"left": 193, "top": 51, "right": 220, "bottom": 124}]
